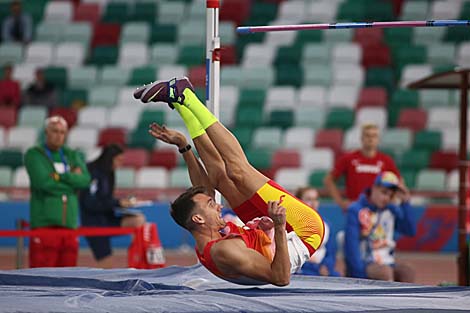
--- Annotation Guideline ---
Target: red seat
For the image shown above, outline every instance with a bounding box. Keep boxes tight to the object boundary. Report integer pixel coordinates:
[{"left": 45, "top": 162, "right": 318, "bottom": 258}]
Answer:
[
  {"left": 430, "top": 151, "right": 458, "bottom": 172},
  {"left": 121, "top": 148, "right": 148, "bottom": 169},
  {"left": 272, "top": 149, "right": 300, "bottom": 171},
  {"left": 356, "top": 87, "right": 388, "bottom": 108},
  {"left": 188, "top": 65, "right": 206, "bottom": 88},
  {"left": 397, "top": 108, "right": 427, "bottom": 132},
  {"left": 98, "top": 127, "right": 127, "bottom": 147},
  {"left": 149, "top": 149, "right": 177, "bottom": 170},
  {"left": 315, "top": 129, "right": 343, "bottom": 156},
  {"left": 91, "top": 23, "right": 121, "bottom": 48},
  {"left": 354, "top": 28, "right": 383, "bottom": 46},
  {"left": 0, "top": 106, "right": 17, "bottom": 128},
  {"left": 220, "top": 0, "right": 251, "bottom": 25},
  {"left": 49, "top": 107, "right": 77, "bottom": 128},
  {"left": 74, "top": 3, "right": 101, "bottom": 24},
  {"left": 361, "top": 44, "right": 391, "bottom": 68},
  {"left": 221, "top": 45, "right": 237, "bottom": 66}
]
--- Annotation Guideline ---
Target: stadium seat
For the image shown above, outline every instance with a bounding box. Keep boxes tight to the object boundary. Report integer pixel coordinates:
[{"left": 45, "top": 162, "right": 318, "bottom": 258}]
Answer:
[
  {"left": 24, "top": 42, "right": 54, "bottom": 66},
  {"left": 0, "top": 166, "right": 12, "bottom": 187},
  {"left": 18, "top": 106, "right": 47, "bottom": 128},
  {"left": 135, "top": 166, "right": 169, "bottom": 188},
  {"left": 6, "top": 126, "right": 38, "bottom": 151},
  {"left": 361, "top": 44, "right": 392, "bottom": 68},
  {"left": 116, "top": 168, "right": 135, "bottom": 188},
  {"left": 108, "top": 106, "right": 141, "bottom": 130},
  {"left": 327, "top": 86, "right": 359, "bottom": 109},
  {"left": 343, "top": 127, "right": 361, "bottom": 151},
  {"left": 91, "top": 23, "right": 121, "bottom": 48},
  {"left": 399, "top": 149, "right": 430, "bottom": 171},
  {"left": 298, "top": 86, "right": 327, "bottom": 108},
  {"left": 283, "top": 127, "right": 315, "bottom": 149},
  {"left": 265, "top": 87, "right": 296, "bottom": 112},
  {"left": 118, "top": 43, "right": 149, "bottom": 69},
  {"left": 127, "top": 128, "right": 156, "bottom": 150},
  {"left": 272, "top": 149, "right": 300, "bottom": 171},
  {"left": 101, "top": 2, "right": 130, "bottom": 23},
  {"left": 300, "top": 148, "right": 334, "bottom": 171},
  {"left": 364, "top": 67, "right": 395, "bottom": 95},
  {"left": 63, "top": 22, "right": 93, "bottom": 46},
  {"left": 332, "top": 43, "right": 362, "bottom": 65},
  {"left": 121, "top": 149, "right": 148, "bottom": 169},
  {"left": 98, "top": 127, "right": 127, "bottom": 147},
  {"left": 414, "top": 130, "right": 442, "bottom": 152},
  {"left": 13, "top": 167, "right": 29, "bottom": 188},
  {"left": 379, "top": 128, "right": 413, "bottom": 154},
  {"left": 0, "top": 42, "right": 23, "bottom": 65},
  {"left": 355, "top": 107, "right": 387, "bottom": 130},
  {"left": 0, "top": 107, "right": 17, "bottom": 128},
  {"left": 446, "top": 169, "right": 458, "bottom": 191},
  {"left": 315, "top": 129, "right": 343, "bottom": 156},
  {"left": 89, "top": 45, "right": 119, "bottom": 66},
  {"left": 99, "top": 66, "right": 130, "bottom": 87},
  {"left": 325, "top": 108, "right": 355, "bottom": 130},
  {"left": 149, "top": 149, "right": 177, "bottom": 170},
  {"left": 44, "top": 1, "right": 73, "bottom": 23},
  {"left": 252, "top": 127, "right": 283, "bottom": 150},
  {"left": 274, "top": 168, "right": 308, "bottom": 191},
  {"left": 400, "top": 0, "right": 429, "bottom": 20},
  {"left": 169, "top": 167, "right": 192, "bottom": 188},
  {"left": 88, "top": 86, "right": 118, "bottom": 107},
  {"left": 77, "top": 107, "right": 108, "bottom": 129},
  {"left": 220, "top": 0, "right": 250, "bottom": 25},
  {"left": 245, "top": 149, "right": 273, "bottom": 171},
  {"left": 177, "top": 44, "right": 205, "bottom": 66},
  {"left": 150, "top": 24, "right": 178, "bottom": 44},
  {"left": 121, "top": 22, "right": 150, "bottom": 44},
  {"left": 240, "top": 67, "right": 275, "bottom": 89},
  {"left": 158, "top": 1, "right": 187, "bottom": 25},
  {"left": 73, "top": 3, "right": 101, "bottom": 24},
  {"left": 68, "top": 66, "right": 98, "bottom": 89},
  {"left": 131, "top": 2, "right": 157, "bottom": 24},
  {"left": 293, "top": 106, "right": 325, "bottom": 129},
  {"left": 397, "top": 108, "right": 427, "bottom": 132},
  {"left": 232, "top": 127, "right": 254, "bottom": 150},
  {"left": 54, "top": 43, "right": 86, "bottom": 68},
  {"left": 151, "top": 44, "right": 178, "bottom": 65},
  {"left": 128, "top": 66, "right": 156, "bottom": 85},
  {"left": 354, "top": 28, "right": 383, "bottom": 47},
  {"left": 427, "top": 107, "right": 458, "bottom": 131},
  {"left": 49, "top": 107, "right": 77, "bottom": 128},
  {"left": 0, "top": 149, "right": 23, "bottom": 169},
  {"left": 0, "top": 127, "right": 5, "bottom": 148},
  {"left": 67, "top": 126, "right": 99, "bottom": 149},
  {"left": 430, "top": 151, "right": 458, "bottom": 172},
  {"left": 415, "top": 169, "right": 446, "bottom": 191},
  {"left": 356, "top": 87, "right": 388, "bottom": 108}
]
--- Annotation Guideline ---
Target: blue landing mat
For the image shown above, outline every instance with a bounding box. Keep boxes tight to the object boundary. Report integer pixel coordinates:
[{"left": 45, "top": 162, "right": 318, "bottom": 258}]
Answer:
[{"left": 0, "top": 264, "right": 469, "bottom": 313}]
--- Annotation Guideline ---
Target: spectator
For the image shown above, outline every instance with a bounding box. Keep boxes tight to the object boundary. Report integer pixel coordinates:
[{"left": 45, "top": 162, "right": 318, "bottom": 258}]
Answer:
[
  {"left": 79, "top": 144, "right": 146, "bottom": 268},
  {"left": 1, "top": 0, "right": 32, "bottom": 44},
  {"left": 24, "top": 116, "right": 91, "bottom": 268},
  {"left": 295, "top": 187, "right": 340, "bottom": 277},
  {"left": 0, "top": 64, "right": 21, "bottom": 108},
  {"left": 23, "top": 68, "right": 59, "bottom": 108},
  {"left": 324, "top": 123, "right": 401, "bottom": 211},
  {"left": 344, "top": 171, "right": 416, "bottom": 282}
]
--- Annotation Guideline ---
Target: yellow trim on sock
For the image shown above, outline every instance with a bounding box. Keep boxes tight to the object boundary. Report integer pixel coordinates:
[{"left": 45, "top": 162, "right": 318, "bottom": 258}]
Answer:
[
  {"left": 182, "top": 89, "right": 218, "bottom": 130},
  {"left": 173, "top": 102, "right": 206, "bottom": 139}
]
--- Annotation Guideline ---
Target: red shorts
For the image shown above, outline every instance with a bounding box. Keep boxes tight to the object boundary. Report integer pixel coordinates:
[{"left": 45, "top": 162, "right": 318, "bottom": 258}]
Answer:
[
  {"left": 233, "top": 180, "right": 325, "bottom": 256},
  {"left": 29, "top": 227, "right": 79, "bottom": 268}
]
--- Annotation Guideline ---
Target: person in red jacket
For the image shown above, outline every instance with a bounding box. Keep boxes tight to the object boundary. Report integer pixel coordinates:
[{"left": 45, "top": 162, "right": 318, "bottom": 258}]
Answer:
[
  {"left": 0, "top": 64, "right": 21, "bottom": 108},
  {"left": 324, "top": 123, "right": 401, "bottom": 211}
]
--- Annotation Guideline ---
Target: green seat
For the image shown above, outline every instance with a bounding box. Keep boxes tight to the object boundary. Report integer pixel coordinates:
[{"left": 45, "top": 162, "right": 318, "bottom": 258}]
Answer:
[
  {"left": 275, "top": 65, "right": 303, "bottom": 87},
  {"left": 459, "top": 2, "right": 470, "bottom": 19},
  {"left": 238, "top": 89, "right": 266, "bottom": 108},
  {"left": 127, "top": 127, "right": 155, "bottom": 150},
  {"left": 303, "top": 64, "right": 331, "bottom": 86},
  {"left": 415, "top": 169, "right": 446, "bottom": 191},
  {"left": 62, "top": 89, "right": 87, "bottom": 107},
  {"left": 444, "top": 26, "right": 470, "bottom": 43},
  {"left": 221, "top": 66, "right": 244, "bottom": 86},
  {"left": 44, "top": 67, "right": 67, "bottom": 89},
  {"left": 178, "top": 21, "right": 205, "bottom": 45},
  {"left": 245, "top": 2, "right": 278, "bottom": 26},
  {"left": 89, "top": 45, "right": 118, "bottom": 66},
  {"left": 23, "top": 0, "right": 47, "bottom": 25},
  {"left": 413, "top": 27, "right": 445, "bottom": 46},
  {"left": 295, "top": 31, "right": 323, "bottom": 47},
  {"left": 236, "top": 106, "right": 263, "bottom": 128},
  {"left": 365, "top": 2, "right": 393, "bottom": 21},
  {"left": 274, "top": 46, "right": 301, "bottom": 66},
  {"left": 323, "top": 28, "right": 353, "bottom": 43},
  {"left": 131, "top": 2, "right": 157, "bottom": 23},
  {"left": 68, "top": 66, "right": 98, "bottom": 89},
  {"left": 157, "top": 1, "right": 187, "bottom": 25},
  {"left": 294, "top": 106, "right": 325, "bottom": 129},
  {"left": 401, "top": 170, "right": 417, "bottom": 189},
  {"left": 231, "top": 127, "right": 254, "bottom": 149},
  {"left": 137, "top": 109, "right": 165, "bottom": 129},
  {"left": 0, "top": 149, "right": 23, "bottom": 169},
  {"left": 400, "top": 0, "right": 429, "bottom": 20},
  {"left": 100, "top": 66, "right": 130, "bottom": 86},
  {"left": 308, "top": 170, "right": 327, "bottom": 189},
  {"left": 267, "top": 110, "right": 294, "bottom": 129},
  {"left": 399, "top": 149, "right": 430, "bottom": 171},
  {"left": 384, "top": 28, "right": 412, "bottom": 46},
  {"left": 18, "top": 106, "right": 47, "bottom": 128},
  {"left": 0, "top": 166, "right": 12, "bottom": 187},
  {"left": 379, "top": 128, "right": 412, "bottom": 154},
  {"left": 0, "top": 43, "right": 23, "bottom": 65},
  {"left": 128, "top": 66, "right": 157, "bottom": 86},
  {"left": 392, "top": 45, "right": 427, "bottom": 73},
  {"left": 390, "top": 89, "right": 419, "bottom": 108},
  {"left": 337, "top": 1, "right": 367, "bottom": 21},
  {"left": 414, "top": 130, "right": 441, "bottom": 152},
  {"left": 116, "top": 168, "right": 135, "bottom": 188},
  {"left": 177, "top": 45, "right": 205, "bottom": 66},
  {"left": 240, "top": 67, "right": 275, "bottom": 89},
  {"left": 236, "top": 33, "right": 265, "bottom": 62},
  {"left": 102, "top": 2, "right": 130, "bottom": 23},
  {"left": 151, "top": 44, "right": 178, "bottom": 65},
  {"left": 120, "top": 22, "right": 150, "bottom": 44},
  {"left": 325, "top": 108, "right": 354, "bottom": 130},
  {"left": 63, "top": 23, "right": 92, "bottom": 46},
  {"left": 88, "top": 86, "right": 118, "bottom": 107},
  {"left": 365, "top": 67, "right": 395, "bottom": 95},
  {"left": 252, "top": 127, "right": 283, "bottom": 150},
  {"left": 150, "top": 24, "right": 177, "bottom": 43},
  {"left": 419, "top": 90, "right": 452, "bottom": 108},
  {"left": 245, "top": 149, "right": 272, "bottom": 170},
  {"left": 35, "top": 22, "right": 63, "bottom": 43}
]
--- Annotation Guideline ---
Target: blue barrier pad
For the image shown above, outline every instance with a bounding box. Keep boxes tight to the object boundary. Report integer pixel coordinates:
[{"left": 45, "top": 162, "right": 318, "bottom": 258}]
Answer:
[{"left": 0, "top": 264, "right": 469, "bottom": 312}]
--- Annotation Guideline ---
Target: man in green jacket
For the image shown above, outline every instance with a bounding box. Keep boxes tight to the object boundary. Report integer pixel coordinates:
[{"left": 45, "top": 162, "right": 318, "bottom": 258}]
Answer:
[{"left": 25, "top": 116, "right": 91, "bottom": 267}]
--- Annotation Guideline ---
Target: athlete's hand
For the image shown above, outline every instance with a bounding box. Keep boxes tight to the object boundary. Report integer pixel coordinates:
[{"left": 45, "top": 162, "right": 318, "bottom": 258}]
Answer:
[
  {"left": 148, "top": 123, "right": 187, "bottom": 148},
  {"left": 267, "top": 200, "right": 286, "bottom": 228}
]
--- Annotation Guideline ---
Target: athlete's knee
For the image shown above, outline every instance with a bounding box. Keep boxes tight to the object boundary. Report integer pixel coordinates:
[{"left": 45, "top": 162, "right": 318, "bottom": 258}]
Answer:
[{"left": 225, "top": 161, "right": 250, "bottom": 186}]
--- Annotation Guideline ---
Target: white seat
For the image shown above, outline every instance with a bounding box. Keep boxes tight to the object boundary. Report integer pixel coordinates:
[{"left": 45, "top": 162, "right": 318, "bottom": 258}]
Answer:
[
  {"left": 306, "top": 1, "right": 340, "bottom": 22},
  {"left": 68, "top": 66, "right": 98, "bottom": 89},
  {"left": 118, "top": 43, "right": 149, "bottom": 69},
  {"left": 67, "top": 126, "right": 99, "bottom": 149},
  {"left": 242, "top": 43, "right": 276, "bottom": 67},
  {"left": 429, "top": 0, "right": 462, "bottom": 20},
  {"left": 0, "top": 127, "right": 5, "bottom": 148},
  {"left": 332, "top": 43, "right": 362, "bottom": 65},
  {"left": 88, "top": 86, "right": 118, "bottom": 107},
  {"left": 264, "top": 28, "right": 296, "bottom": 47},
  {"left": 446, "top": 169, "right": 459, "bottom": 192},
  {"left": 121, "top": 22, "right": 150, "bottom": 44},
  {"left": 77, "top": 107, "right": 108, "bottom": 128},
  {"left": 13, "top": 167, "right": 30, "bottom": 188},
  {"left": 169, "top": 167, "right": 192, "bottom": 188},
  {"left": 427, "top": 107, "right": 458, "bottom": 130},
  {"left": 219, "top": 105, "right": 236, "bottom": 128},
  {"left": 18, "top": 106, "right": 48, "bottom": 128},
  {"left": 400, "top": 65, "right": 433, "bottom": 88},
  {"left": 343, "top": 127, "right": 362, "bottom": 151},
  {"left": 457, "top": 42, "right": 470, "bottom": 67},
  {"left": 298, "top": 86, "right": 327, "bottom": 108},
  {"left": 293, "top": 106, "right": 326, "bottom": 129},
  {"left": 220, "top": 86, "right": 239, "bottom": 109},
  {"left": 84, "top": 146, "right": 102, "bottom": 162},
  {"left": 274, "top": 168, "right": 308, "bottom": 191},
  {"left": 277, "top": 0, "right": 307, "bottom": 23},
  {"left": 157, "top": 65, "right": 187, "bottom": 81},
  {"left": 151, "top": 44, "right": 178, "bottom": 65},
  {"left": 265, "top": 86, "right": 297, "bottom": 112},
  {"left": 115, "top": 167, "right": 136, "bottom": 188},
  {"left": 300, "top": 148, "right": 334, "bottom": 170},
  {"left": 6, "top": 127, "right": 38, "bottom": 151},
  {"left": 54, "top": 43, "right": 85, "bottom": 68},
  {"left": 327, "top": 85, "right": 359, "bottom": 109},
  {"left": 252, "top": 127, "right": 283, "bottom": 150},
  {"left": 283, "top": 127, "right": 315, "bottom": 149},
  {"left": 135, "top": 166, "right": 169, "bottom": 188},
  {"left": 44, "top": 1, "right": 73, "bottom": 23},
  {"left": 117, "top": 86, "right": 146, "bottom": 108},
  {"left": 24, "top": 42, "right": 54, "bottom": 66},
  {"left": 379, "top": 128, "right": 413, "bottom": 153},
  {"left": 107, "top": 106, "right": 141, "bottom": 129},
  {"left": 332, "top": 64, "right": 364, "bottom": 87},
  {"left": 12, "top": 63, "right": 36, "bottom": 88},
  {"left": 355, "top": 107, "right": 387, "bottom": 130},
  {"left": 441, "top": 128, "right": 470, "bottom": 151}
]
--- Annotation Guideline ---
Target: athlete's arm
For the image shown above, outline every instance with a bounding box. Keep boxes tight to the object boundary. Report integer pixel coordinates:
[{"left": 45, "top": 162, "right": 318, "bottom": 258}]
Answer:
[
  {"left": 148, "top": 123, "right": 215, "bottom": 197},
  {"left": 212, "top": 201, "right": 290, "bottom": 286}
]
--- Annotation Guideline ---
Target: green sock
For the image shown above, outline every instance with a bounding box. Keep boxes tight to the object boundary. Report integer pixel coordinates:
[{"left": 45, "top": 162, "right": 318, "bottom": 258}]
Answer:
[
  {"left": 173, "top": 102, "right": 206, "bottom": 139},
  {"left": 182, "top": 89, "right": 218, "bottom": 130}
]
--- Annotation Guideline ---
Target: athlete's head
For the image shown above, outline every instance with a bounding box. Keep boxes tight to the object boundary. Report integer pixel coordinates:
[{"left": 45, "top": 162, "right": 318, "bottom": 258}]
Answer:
[
  {"left": 171, "top": 186, "right": 225, "bottom": 231},
  {"left": 295, "top": 186, "right": 319, "bottom": 211},
  {"left": 361, "top": 123, "right": 380, "bottom": 152},
  {"left": 45, "top": 116, "right": 68, "bottom": 151},
  {"left": 369, "top": 171, "right": 399, "bottom": 209}
]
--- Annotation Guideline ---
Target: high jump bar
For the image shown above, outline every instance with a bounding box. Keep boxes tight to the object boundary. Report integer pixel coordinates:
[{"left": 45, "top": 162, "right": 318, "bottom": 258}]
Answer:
[{"left": 237, "top": 19, "right": 470, "bottom": 34}]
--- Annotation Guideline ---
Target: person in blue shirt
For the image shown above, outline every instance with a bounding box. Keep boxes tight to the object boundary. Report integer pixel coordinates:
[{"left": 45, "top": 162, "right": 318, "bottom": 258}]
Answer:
[
  {"left": 79, "top": 144, "right": 146, "bottom": 268},
  {"left": 295, "top": 187, "right": 340, "bottom": 277},
  {"left": 344, "top": 171, "right": 416, "bottom": 282},
  {"left": 1, "top": 0, "right": 32, "bottom": 43}
]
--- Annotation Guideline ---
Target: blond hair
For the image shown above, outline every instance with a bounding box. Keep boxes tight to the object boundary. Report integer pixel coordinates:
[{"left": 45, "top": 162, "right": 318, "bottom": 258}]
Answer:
[{"left": 45, "top": 116, "right": 68, "bottom": 129}]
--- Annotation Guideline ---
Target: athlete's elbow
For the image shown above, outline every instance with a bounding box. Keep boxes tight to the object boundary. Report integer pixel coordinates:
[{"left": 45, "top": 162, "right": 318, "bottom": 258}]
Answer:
[{"left": 272, "top": 276, "right": 290, "bottom": 287}]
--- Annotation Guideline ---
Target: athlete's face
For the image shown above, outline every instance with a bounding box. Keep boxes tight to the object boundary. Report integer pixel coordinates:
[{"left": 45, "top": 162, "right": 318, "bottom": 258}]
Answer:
[
  {"left": 361, "top": 127, "right": 380, "bottom": 151},
  {"left": 301, "top": 188, "right": 319, "bottom": 211},
  {"left": 370, "top": 185, "right": 394, "bottom": 209},
  {"left": 192, "top": 193, "right": 225, "bottom": 229}
]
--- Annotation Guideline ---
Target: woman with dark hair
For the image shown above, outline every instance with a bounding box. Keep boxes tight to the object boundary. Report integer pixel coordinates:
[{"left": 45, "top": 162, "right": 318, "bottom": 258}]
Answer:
[{"left": 79, "top": 144, "right": 145, "bottom": 268}]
